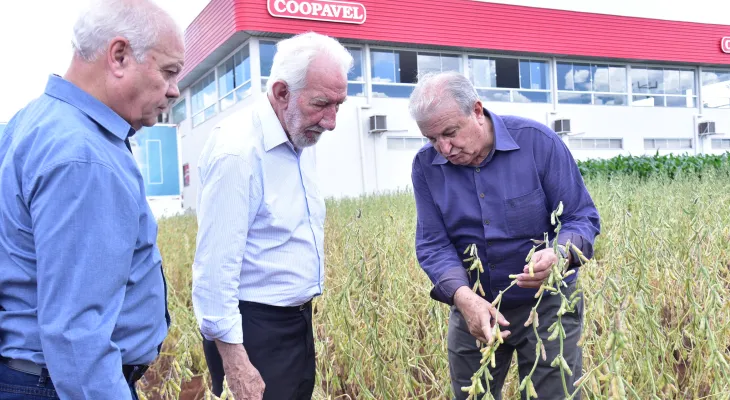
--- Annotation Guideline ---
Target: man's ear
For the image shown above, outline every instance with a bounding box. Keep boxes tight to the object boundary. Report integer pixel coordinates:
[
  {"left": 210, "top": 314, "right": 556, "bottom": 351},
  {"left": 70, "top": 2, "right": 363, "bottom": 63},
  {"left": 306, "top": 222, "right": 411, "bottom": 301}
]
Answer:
[
  {"left": 108, "top": 36, "right": 131, "bottom": 78},
  {"left": 271, "top": 81, "right": 290, "bottom": 105},
  {"left": 474, "top": 100, "right": 486, "bottom": 125}
]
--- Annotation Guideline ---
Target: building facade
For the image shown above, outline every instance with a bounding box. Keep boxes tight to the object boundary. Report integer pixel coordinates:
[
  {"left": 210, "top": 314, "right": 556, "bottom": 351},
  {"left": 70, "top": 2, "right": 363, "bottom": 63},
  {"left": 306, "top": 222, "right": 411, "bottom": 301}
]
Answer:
[{"left": 170, "top": 0, "right": 730, "bottom": 209}]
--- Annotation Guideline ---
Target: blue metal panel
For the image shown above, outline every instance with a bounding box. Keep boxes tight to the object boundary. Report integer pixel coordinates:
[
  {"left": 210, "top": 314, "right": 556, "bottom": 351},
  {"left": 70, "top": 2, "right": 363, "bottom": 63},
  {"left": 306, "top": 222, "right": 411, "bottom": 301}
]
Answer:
[{"left": 129, "top": 125, "right": 181, "bottom": 197}]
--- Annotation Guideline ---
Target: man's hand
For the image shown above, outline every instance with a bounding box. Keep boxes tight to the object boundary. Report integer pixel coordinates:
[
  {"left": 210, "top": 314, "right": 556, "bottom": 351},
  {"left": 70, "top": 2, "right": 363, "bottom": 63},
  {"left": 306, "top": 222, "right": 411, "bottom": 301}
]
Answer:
[
  {"left": 215, "top": 340, "right": 265, "bottom": 400},
  {"left": 516, "top": 248, "right": 558, "bottom": 289},
  {"left": 454, "top": 286, "right": 511, "bottom": 345}
]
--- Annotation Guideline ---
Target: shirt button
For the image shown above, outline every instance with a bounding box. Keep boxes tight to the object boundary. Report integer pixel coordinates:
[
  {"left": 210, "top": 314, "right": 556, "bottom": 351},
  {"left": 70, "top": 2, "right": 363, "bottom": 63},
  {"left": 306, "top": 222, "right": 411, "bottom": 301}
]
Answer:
[
  {"left": 490, "top": 264, "right": 496, "bottom": 270},
  {"left": 479, "top": 193, "right": 485, "bottom": 198},
  {"left": 484, "top": 220, "right": 490, "bottom": 225},
  {"left": 476, "top": 168, "right": 481, "bottom": 172}
]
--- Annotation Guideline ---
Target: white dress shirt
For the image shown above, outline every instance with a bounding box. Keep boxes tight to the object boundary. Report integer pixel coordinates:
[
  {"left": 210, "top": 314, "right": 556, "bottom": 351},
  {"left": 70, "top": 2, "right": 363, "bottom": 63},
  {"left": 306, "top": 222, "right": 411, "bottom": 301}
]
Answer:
[{"left": 192, "top": 98, "right": 326, "bottom": 344}]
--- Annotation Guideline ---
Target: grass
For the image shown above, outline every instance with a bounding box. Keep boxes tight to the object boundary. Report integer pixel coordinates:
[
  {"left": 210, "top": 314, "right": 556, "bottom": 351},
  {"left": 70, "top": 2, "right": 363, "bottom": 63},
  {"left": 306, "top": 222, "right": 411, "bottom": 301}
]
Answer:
[{"left": 139, "top": 171, "right": 730, "bottom": 400}]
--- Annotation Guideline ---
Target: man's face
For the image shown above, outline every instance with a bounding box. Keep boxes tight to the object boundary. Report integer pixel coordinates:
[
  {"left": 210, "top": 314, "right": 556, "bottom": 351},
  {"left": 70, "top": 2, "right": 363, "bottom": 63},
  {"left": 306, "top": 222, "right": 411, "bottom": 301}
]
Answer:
[
  {"left": 115, "top": 29, "right": 184, "bottom": 130},
  {"left": 418, "top": 100, "right": 488, "bottom": 166},
  {"left": 282, "top": 57, "right": 348, "bottom": 149}
]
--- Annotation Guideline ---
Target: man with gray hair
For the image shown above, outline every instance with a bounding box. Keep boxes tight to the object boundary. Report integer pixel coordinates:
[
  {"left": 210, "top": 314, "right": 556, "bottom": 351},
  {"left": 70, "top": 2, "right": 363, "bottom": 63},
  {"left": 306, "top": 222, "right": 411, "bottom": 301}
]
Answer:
[
  {"left": 192, "top": 31, "right": 353, "bottom": 400},
  {"left": 0, "top": 0, "right": 183, "bottom": 399},
  {"left": 408, "top": 71, "right": 600, "bottom": 399}
]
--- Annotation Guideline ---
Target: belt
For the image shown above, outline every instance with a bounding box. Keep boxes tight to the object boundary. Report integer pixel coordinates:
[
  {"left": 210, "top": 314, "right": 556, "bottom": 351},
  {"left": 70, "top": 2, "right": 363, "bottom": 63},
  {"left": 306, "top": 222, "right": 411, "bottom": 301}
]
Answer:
[
  {"left": 241, "top": 299, "right": 312, "bottom": 312},
  {"left": 0, "top": 356, "right": 148, "bottom": 385}
]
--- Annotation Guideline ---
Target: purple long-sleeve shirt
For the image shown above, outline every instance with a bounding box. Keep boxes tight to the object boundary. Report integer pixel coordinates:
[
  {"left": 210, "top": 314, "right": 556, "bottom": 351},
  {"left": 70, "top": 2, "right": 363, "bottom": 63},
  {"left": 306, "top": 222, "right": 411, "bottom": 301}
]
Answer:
[{"left": 411, "top": 109, "right": 600, "bottom": 308}]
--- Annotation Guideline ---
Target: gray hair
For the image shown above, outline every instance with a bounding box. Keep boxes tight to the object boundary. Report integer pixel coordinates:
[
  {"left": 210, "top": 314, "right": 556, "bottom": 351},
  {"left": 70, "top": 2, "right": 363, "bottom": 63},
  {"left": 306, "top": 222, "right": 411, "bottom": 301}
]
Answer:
[
  {"left": 408, "top": 71, "right": 480, "bottom": 122},
  {"left": 71, "top": 0, "right": 179, "bottom": 62},
  {"left": 266, "top": 32, "right": 354, "bottom": 94}
]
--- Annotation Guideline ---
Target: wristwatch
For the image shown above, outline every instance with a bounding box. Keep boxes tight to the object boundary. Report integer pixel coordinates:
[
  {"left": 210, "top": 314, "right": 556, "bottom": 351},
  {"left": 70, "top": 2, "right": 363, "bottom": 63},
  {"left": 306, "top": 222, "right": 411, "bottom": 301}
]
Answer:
[{"left": 557, "top": 244, "right": 569, "bottom": 260}]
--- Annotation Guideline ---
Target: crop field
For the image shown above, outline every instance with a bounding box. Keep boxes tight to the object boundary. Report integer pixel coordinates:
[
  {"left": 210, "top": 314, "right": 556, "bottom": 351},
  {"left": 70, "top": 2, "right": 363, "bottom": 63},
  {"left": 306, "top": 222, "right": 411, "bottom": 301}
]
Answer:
[{"left": 138, "top": 156, "right": 730, "bottom": 400}]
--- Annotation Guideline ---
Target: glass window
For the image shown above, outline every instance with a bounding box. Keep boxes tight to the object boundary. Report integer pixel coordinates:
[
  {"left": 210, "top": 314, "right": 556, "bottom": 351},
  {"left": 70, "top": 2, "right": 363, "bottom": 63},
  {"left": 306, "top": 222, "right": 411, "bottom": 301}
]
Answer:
[
  {"left": 346, "top": 47, "right": 365, "bottom": 97},
  {"left": 371, "top": 50, "right": 397, "bottom": 83},
  {"left": 568, "top": 138, "right": 622, "bottom": 149},
  {"left": 347, "top": 47, "right": 364, "bottom": 82},
  {"left": 631, "top": 67, "right": 696, "bottom": 108},
  {"left": 609, "top": 67, "right": 627, "bottom": 93},
  {"left": 260, "top": 41, "right": 278, "bottom": 91},
  {"left": 191, "top": 72, "right": 216, "bottom": 127},
  {"left": 172, "top": 99, "right": 186, "bottom": 124},
  {"left": 592, "top": 65, "right": 609, "bottom": 92},
  {"left": 572, "top": 63, "right": 591, "bottom": 92},
  {"left": 644, "top": 138, "right": 693, "bottom": 150},
  {"left": 217, "top": 45, "right": 251, "bottom": 110},
  {"left": 702, "top": 70, "right": 730, "bottom": 108},
  {"left": 418, "top": 53, "right": 442, "bottom": 76},
  {"left": 557, "top": 62, "right": 627, "bottom": 105},
  {"left": 711, "top": 139, "right": 730, "bottom": 149},
  {"left": 260, "top": 41, "right": 277, "bottom": 78},
  {"left": 387, "top": 137, "right": 428, "bottom": 151},
  {"left": 557, "top": 63, "right": 573, "bottom": 91},
  {"left": 371, "top": 49, "right": 462, "bottom": 98},
  {"left": 470, "top": 56, "right": 549, "bottom": 103}
]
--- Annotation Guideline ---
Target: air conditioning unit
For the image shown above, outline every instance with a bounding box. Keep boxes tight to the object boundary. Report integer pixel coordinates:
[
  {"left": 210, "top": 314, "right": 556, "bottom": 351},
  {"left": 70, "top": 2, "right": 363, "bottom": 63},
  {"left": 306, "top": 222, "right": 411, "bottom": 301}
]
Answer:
[
  {"left": 553, "top": 118, "right": 571, "bottom": 135},
  {"left": 369, "top": 115, "right": 387, "bottom": 134},
  {"left": 698, "top": 121, "right": 716, "bottom": 136}
]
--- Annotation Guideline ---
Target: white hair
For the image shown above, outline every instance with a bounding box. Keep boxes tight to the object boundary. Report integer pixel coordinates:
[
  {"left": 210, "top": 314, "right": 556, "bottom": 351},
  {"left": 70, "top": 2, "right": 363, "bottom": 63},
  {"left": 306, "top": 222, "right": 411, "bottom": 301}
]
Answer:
[
  {"left": 408, "top": 71, "right": 481, "bottom": 122},
  {"left": 71, "top": 0, "right": 179, "bottom": 62},
  {"left": 266, "top": 32, "right": 354, "bottom": 94}
]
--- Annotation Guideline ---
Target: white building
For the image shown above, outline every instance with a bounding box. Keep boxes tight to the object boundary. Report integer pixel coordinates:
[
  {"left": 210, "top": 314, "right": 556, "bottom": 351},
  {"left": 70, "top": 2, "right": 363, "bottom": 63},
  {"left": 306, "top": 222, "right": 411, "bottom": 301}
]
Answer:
[{"left": 168, "top": 0, "right": 730, "bottom": 209}]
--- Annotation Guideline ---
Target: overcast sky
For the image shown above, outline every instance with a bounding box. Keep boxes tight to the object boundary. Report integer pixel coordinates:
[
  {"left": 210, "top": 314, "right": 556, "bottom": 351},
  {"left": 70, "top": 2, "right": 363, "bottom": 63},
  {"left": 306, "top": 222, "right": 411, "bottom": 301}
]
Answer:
[
  {"left": 0, "top": 0, "right": 210, "bottom": 122},
  {"left": 0, "top": 0, "right": 728, "bottom": 122}
]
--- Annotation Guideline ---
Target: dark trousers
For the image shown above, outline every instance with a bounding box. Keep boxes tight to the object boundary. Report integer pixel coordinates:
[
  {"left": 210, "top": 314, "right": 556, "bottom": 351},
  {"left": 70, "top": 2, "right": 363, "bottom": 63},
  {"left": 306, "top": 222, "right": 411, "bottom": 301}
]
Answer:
[
  {"left": 203, "top": 300, "right": 316, "bottom": 400},
  {"left": 0, "top": 362, "right": 138, "bottom": 400},
  {"left": 448, "top": 281, "right": 584, "bottom": 400}
]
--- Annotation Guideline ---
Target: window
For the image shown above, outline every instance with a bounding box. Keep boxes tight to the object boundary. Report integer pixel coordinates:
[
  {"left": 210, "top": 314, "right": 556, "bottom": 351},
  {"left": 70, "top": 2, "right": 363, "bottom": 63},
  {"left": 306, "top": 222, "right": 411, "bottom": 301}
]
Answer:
[
  {"left": 557, "top": 62, "right": 627, "bottom": 105},
  {"left": 569, "top": 138, "right": 623, "bottom": 149},
  {"left": 191, "top": 72, "right": 216, "bottom": 127},
  {"left": 469, "top": 57, "right": 550, "bottom": 103},
  {"left": 260, "top": 40, "right": 278, "bottom": 91},
  {"left": 643, "top": 138, "right": 693, "bottom": 150},
  {"left": 171, "top": 99, "right": 186, "bottom": 124},
  {"left": 631, "top": 67, "right": 696, "bottom": 107},
  {"left": 347, "top": 47, "right": 365, "bottom": 96},
  {"left": 217, "top": 45, "right": 251, "bottom": 111},
  {"left": 371, "top": 49, "right": 462, "bottom": 98},
  {"left": 711, "top": 139, "right": 730, "bottom": 149},
  {"left": 386, "top": 136, "right": 429, "bottom": 150},
  {"left": 702, "top": 70, "right": 730, "bottom": 109}
]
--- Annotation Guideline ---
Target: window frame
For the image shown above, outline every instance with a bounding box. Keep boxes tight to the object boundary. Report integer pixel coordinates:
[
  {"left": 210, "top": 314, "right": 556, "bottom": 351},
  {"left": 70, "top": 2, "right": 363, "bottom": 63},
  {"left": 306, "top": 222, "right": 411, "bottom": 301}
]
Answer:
[{"left": 466, "top": 52, "right": 552, "bottom": 104}]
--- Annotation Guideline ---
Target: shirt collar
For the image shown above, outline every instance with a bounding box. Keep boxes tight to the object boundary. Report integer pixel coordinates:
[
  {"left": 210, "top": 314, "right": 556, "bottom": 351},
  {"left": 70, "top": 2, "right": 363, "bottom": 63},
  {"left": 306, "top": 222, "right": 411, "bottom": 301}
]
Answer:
[
  {"left": 43, "top": 74, "right": 135, "bottom": 140},
  {"left": 431, "top": 108, "right": 520, "bottom": 165},
  {"left": 256, "top": 97, "right": 292, "bottom": 152}
]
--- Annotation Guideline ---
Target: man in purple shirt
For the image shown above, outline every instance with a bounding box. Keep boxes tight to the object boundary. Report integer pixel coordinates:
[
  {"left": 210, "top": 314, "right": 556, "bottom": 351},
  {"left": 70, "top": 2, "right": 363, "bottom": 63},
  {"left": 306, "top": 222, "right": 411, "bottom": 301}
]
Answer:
[{"left": 409, "top": 71, "right": 600, "bottom": 400}]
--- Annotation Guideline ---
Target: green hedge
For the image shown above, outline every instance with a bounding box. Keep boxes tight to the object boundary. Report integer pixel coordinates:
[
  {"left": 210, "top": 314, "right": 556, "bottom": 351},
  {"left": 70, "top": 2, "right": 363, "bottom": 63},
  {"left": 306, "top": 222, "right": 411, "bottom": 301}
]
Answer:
[{"left": 576, "top": 152, "right": 730, "bottom": 179}]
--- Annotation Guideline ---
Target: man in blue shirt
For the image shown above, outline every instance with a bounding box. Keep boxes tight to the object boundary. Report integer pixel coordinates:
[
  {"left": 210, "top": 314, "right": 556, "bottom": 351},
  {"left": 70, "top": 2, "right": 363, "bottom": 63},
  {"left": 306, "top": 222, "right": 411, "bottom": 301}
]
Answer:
[
  {"left": 409, "top": 71, "right": 600, "bottom": 400},
  {"left": 0, "top": 1, "right": 184, "bottom": 399}
]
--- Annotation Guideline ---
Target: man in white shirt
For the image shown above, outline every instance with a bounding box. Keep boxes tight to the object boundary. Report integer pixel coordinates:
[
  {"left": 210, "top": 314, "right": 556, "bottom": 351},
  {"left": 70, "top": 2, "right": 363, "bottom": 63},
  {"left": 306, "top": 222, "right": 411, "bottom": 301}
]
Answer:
[{"left": 191, "top": 32, "right": 353, "bottom": 400}]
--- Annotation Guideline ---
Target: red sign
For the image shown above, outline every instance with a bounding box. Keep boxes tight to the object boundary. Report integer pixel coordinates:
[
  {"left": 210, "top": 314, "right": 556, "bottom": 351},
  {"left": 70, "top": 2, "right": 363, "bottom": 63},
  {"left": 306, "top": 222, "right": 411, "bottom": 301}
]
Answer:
[
  {"left": 182, "top": 163, "right": 190, "bottom": 187},
  {"left": 268, "top": 0, "right": 366, "bottom": 25},
  {"left": 723, "top": 37, "right": 730, "bottom": 53}
]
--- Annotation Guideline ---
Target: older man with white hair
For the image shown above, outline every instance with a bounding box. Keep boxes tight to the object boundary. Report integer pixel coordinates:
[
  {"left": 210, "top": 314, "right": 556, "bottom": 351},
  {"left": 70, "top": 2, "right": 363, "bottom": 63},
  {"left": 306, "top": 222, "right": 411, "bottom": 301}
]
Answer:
[
  {"left": 191, "top": 31, "right": 352, "bottom": 400},
  {"left": 0, "top": 0, "right": 183, "bottom": 399},
  {"left": 408, "top": 71, "right": 600, "bottom": 400}
]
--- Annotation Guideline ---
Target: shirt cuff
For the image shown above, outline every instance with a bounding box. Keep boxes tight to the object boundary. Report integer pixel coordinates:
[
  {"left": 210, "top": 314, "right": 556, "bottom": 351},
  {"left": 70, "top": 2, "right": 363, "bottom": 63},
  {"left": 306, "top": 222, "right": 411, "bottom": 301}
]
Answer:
[
  {"left": 429, "top": 267, "right": 470, "bottom": 306},
  {"left": 557, "top": 232, "right": 593, "bottom": 267},
  {"left": 200, "top": 314, "right": 243, "bottom": 344}
]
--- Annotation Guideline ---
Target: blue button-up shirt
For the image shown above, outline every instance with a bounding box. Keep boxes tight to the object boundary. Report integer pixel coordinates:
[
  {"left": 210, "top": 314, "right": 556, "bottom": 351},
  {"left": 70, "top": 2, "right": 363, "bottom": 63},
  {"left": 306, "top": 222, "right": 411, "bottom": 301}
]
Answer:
[
  {"left": 192, "top": 98, "right": 325, "bottom": 344},
  {"left": 0, "top": 75, "right": 169, "bottom": 399},
  {"left": 412, "top": 110, "right": 600, "bottom": 308}
]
